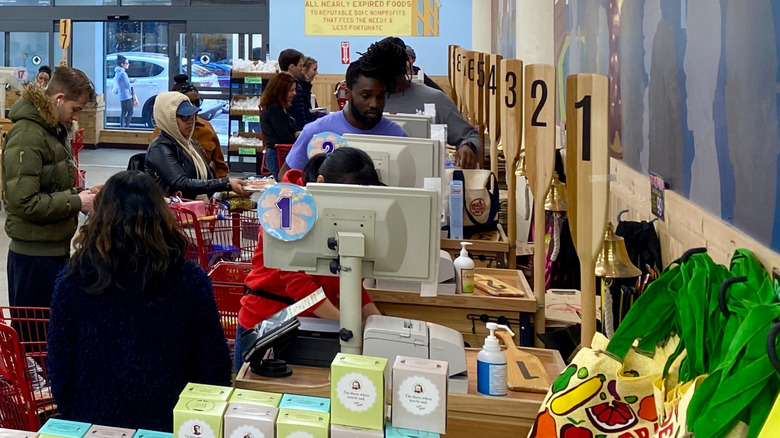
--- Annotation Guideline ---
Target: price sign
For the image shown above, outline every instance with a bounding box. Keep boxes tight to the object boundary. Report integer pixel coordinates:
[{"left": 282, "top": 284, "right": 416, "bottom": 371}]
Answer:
[
  {"left": 245, "top": 77, "right": 263, "bottom": 84},
  {"left": 238, "top": 147, "right": 257, "bottom": 155},
  {"left": 565, "top": 73, "right": 609, "bottom": 348},
  {"left": 499, "top": 59, "right": 523, "bottom": 167},
  {"left": 242, "top": 115, "right": 260, "bottom": 123},
  {"left": 307, "top": 131, "right": 346, "bottom": 159},
  {"left": 258, "top": 183, "right": 317, "bottom": 242}
]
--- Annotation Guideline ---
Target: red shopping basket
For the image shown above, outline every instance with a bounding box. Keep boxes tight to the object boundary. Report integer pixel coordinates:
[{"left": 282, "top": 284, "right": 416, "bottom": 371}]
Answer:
[
  {"left": 171, "top": 202, "right": 260, "bottom": 271},
  {"left": 0, "top": 307, "right": 56, "bottom": 431},
  {"left": 208, "top": 262, "right": 252, "bottom": 362}
]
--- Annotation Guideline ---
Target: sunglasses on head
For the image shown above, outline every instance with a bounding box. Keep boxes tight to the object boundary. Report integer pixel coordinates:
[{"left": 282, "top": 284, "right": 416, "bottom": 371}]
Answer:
[{"left": 190, "top": 98, "right": 203, "bottom": 107}]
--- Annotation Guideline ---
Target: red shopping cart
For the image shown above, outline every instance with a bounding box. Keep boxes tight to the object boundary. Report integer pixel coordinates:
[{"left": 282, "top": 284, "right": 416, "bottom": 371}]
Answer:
[
  {"left": 208, "top": 262, "right": 252, "bottom": 363},
  {"left": 0, "top": 307, "right": 55, "bottom": 431},
  {"left": 170, "top": 202, "right": 260, "bottom": 271}
]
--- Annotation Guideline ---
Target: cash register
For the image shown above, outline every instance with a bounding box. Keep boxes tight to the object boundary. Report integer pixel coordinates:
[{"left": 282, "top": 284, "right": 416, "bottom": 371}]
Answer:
[{"left": 363, "top": 315, "right": 468, "bottom": 393}]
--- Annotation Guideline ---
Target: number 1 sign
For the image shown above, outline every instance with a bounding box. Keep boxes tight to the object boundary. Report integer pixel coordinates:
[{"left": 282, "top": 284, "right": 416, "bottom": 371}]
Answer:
[
  {"left": 565, "top": 73, "right": 610, "bottom": 348},
  {"left": 258, "top": 184, "right": 318, "bottom": 242}
]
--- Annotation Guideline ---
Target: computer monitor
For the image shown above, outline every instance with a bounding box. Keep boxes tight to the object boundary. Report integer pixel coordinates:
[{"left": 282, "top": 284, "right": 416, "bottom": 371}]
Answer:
[
  {"left": 384, "top": 112, "right": 433, "bottom": 138},
  {"left": 341, "top": 133, "right": 441, "bottom": 188},
  {"left": 263, "top": 183, "right": 440, "bottom": 354}
]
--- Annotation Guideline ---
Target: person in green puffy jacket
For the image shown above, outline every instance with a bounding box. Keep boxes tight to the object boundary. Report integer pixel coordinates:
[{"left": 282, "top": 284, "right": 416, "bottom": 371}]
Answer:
[{"left": 1, "top": 66, "right": 98, "bottom": 313}]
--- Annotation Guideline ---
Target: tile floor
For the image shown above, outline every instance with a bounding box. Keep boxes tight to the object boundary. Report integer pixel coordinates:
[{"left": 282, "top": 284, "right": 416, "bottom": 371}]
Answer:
[{"left": 0, "top": 148, "right": 139, "bottom": 306}]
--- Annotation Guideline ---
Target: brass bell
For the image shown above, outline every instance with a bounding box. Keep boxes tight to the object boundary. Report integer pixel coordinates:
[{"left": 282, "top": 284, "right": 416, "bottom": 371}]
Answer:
[
  {"left": 595, "top": 222, "right": 642, "bottom": 278},
  {"left": 544, "top": 172, "right": 568, "bottom": 212},
  {"left": 514, "top": 151, "right": 526, "bottom": 177}
]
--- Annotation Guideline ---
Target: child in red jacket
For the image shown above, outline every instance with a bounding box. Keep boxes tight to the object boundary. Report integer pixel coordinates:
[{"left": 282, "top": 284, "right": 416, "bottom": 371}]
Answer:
[{"left": 236, "top": 148, "right": 383, "bottom": 371}]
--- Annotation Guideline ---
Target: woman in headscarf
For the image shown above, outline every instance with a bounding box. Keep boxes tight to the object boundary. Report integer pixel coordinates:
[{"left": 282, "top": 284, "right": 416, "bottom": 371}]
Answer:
[{"left": 145, "top": 91, "right": 247, "bottom": 199}]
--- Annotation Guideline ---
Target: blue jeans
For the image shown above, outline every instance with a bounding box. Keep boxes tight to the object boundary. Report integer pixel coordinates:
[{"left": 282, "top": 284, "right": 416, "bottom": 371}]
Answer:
[
  {"left": 235, "top": 324, "right": 248, "bottom": 373},
  {"left": 264, "top": 147, "right": 279, "bottom": 181}
]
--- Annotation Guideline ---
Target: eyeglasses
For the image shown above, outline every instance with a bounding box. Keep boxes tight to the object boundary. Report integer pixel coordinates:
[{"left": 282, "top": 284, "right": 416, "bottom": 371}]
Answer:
[
  {"left": 177, "top": 114, "right": 197, "bottom": 122},
  {"left": 190, "top": 98, "right": 203, "bottom": 107}
]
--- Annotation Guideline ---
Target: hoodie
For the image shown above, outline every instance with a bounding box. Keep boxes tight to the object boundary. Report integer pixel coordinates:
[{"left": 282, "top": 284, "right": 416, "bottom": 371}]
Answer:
[
  {"left": 239, "top": 169, "right": 373, "bottom": 329},
  {"left": 114, "top": 65, "right": 133, "bottom": 101}
]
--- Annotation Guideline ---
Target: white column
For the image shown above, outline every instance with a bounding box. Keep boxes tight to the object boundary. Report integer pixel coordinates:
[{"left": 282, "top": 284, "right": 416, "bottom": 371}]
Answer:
[
  {"left": 472, "top": 0, "right": 493, "bottom": 52},
  {"left": 516, "top": 0, "right": 555, "bottom": 64}
]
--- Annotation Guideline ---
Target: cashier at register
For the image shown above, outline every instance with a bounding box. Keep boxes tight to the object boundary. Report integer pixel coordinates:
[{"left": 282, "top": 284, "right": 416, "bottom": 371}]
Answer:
[{"left": 236, "top": 148, "right": 383, "bottom": 372}]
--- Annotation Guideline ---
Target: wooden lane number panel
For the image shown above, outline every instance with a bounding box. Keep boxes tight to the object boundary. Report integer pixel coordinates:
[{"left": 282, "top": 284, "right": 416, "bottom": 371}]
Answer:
[
  {"left": 473, "top": 51, "right": 486, "bottom": 128},
  {"left": 59, "top": 19, "right": 72, "bottom": 50},
  {"left": 455, "top": 48, "right": 466, "bottom": 114},
  {"left": 499, "top": 59, "right": 523, "bottom": 166},
  {"left": 524, "top": 64, "right": 556, "bottom": 347},
  {"left": 464, "top": 50, "right": 476, "bottom": 121},
  {"left": 565, "top": 73, "right": 610, "bottom": 348},
  {"left": 486, "top": 54, "right": 503, "bottom": 175},
  {"left": 524, "top": 65, "right": 556, "bottom": 204},
  {"left": 449, "top": 45, "right": 459, "bottom": 105}
]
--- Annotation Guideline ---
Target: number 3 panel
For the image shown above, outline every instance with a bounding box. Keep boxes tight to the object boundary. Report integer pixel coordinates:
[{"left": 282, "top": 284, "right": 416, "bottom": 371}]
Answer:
[{"left": 500, "top": 59, "right": 523, "bottom": 167}]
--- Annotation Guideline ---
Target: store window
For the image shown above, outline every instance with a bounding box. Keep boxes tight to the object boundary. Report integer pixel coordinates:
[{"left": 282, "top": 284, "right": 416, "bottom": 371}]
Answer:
[
  {"left": 191, "top": 0, "right": 261, "bottom": 3},
  {"left": 9, "top": 32, "right": 49, "bottom": 79},
  {"left": 105, "top": 22, "right": 170, "bottom": 129},
  {"left": 0, "top": 34, "right": 5, "bottom": 67},
  {"left": 55, "top": 0, "right": 116, "bottom": 4},
  {"left": 0, "top": 0, "right": 50, "bottom": 5},
  {"left": 120, "top": 0, "right": 184, "bottom": 5}
]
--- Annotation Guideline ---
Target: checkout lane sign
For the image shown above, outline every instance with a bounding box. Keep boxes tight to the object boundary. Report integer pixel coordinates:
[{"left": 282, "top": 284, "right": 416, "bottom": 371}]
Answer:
[{"left": 258, "top": 183, "right": 317, "bottom": 242}]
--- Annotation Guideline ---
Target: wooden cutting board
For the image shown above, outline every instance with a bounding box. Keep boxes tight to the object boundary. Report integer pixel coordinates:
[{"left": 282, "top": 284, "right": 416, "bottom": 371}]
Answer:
[
  {"left": 473, "top": 268, "right": 530, "bottom": 297},
  {"left": 495, "top": 331, "right": 550, "bottom": 393}
]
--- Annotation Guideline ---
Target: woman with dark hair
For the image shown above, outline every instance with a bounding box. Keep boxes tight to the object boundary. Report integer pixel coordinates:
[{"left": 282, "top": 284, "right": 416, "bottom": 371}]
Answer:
[
  {"left": 145, "top": 91, "right": 247, "bottom": 199},
  {"left": 150, "top": 74, "right": 229, "bottom": 177},
  {"left": 260, "top": 72, "right": 300, "bottom": 180},
  {"left": 34, "top": 65, "right": 51, "bottom": 87},
  {"left": 234, "top": 147, "right": 382, "bottom": 371},
  {"left": 47, "top": 170, "right": 232, "bottom": 431}
]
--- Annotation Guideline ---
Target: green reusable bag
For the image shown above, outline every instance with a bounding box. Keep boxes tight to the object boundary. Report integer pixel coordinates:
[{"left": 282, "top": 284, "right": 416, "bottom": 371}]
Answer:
[{"left": 687, "top": 250, "right": 780, "bottom": 438}]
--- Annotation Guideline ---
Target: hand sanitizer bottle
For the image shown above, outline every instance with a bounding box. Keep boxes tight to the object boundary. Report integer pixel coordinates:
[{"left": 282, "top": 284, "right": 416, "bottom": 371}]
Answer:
[
  {"left": 454, "top": 242, "right": 475, "bottom": 293},
  {"left": 477, "top": 322, "right": 514, "bottom": 396}
]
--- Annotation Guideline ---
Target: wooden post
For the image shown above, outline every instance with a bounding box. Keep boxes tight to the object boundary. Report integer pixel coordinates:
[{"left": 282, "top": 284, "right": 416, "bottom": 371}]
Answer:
[
  {"left": 524, "top": 64, "right": 556, "bottom": 347},
  {"left": 455, "top": 48, "right": 466, "bottom": 115},
  {"left": 500, "top": 59, "right": 523, "bottom": 271},
  {"left": 486, "top": 54, "right": 503, "bottom": 177},
  {"left": 565, "top": 74, "right": 610, "bottom": 348},
  {"left": 464, "top": 50, "right": 476, "bottom": 123},
  {"left": 449, "top": 45, "right": 460, "bottom": 105}
]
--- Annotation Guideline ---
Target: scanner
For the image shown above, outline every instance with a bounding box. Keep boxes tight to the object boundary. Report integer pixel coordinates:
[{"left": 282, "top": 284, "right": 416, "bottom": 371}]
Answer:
[{"left": 362, "top": 315, "right": 467, "bottom": 377}]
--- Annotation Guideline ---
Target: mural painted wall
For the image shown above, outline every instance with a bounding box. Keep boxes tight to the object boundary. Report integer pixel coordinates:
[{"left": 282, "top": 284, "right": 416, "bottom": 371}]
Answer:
[
  {"left": 270, "top": 0, "right": 472, "bottom": 76},
  {"left": 556, "top": 0, "right": 780, "bottom": 251}
]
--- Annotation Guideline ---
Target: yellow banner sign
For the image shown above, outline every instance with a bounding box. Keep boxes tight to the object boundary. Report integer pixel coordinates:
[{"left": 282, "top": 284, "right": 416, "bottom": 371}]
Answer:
[{"left": 304, "top": 0, "right": 440, "bottom": 37}]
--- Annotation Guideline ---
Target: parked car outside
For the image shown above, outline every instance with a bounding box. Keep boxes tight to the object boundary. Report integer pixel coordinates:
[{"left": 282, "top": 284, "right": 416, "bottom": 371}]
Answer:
[{"left": 106, "top": 52, "right": 225, "bottom": 128}]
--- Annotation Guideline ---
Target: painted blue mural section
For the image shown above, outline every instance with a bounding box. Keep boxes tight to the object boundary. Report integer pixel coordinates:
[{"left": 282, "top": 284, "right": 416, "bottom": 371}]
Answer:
[
  {"left": 558, "top": 0, "right": 780, "bottom": 251},
  {"left": 269, "top": 0, "right": 473, "bottom": 76}
]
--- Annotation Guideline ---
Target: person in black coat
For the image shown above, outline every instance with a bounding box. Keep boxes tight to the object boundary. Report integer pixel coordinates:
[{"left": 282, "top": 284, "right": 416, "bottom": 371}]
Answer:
[
  {"left": 260, "top": 72, "right": 300, "bottom": 180},
  {"left": 47, "top": 171, "right": 232, "bottom": 431},
  {"left": 145, "top": 91, "right": 247, "bottom": 199}
]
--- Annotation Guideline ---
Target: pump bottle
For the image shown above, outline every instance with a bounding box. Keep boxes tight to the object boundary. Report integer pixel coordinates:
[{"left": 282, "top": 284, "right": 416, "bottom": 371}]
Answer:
[
  {"left": 454, "top": 242, "right": 475, "bottom": 293},
  {"left": 477, "top": 322, "right": 514, "bottom": 396}
]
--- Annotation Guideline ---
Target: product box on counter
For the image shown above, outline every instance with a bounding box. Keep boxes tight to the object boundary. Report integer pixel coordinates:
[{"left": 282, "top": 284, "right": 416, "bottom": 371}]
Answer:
[
  {"left": 86, "top": 425, "right": 135, "bottom": 438},
  {"left": 223, "top": 403, "right": 278, "bottom": 438},
  {"left": 39, "top": 419, "right": 92, "bottom": 438},
  {"left": 278, "top": 394, "right": 330, "bottom": 413},
  {"left": 179, "top": 383, "right": 233, "bottom": 402},
  {"left": 132, "top": 430, "right": 172, "bottom": 438},
  {"left": 173, "top": 398, "right": 228, "bottom": 438},
  {"left": 330, "top": 353, "right": 387, "bottom": 430},
  {"left": 276, "top": 409, "right": 329, "bottom": 438},
  {"left": 228, "top": 389, "right": 281, "bottom": 408},
  {"left": 0, "top": 428, "right": 37, "bottom": 438},
  {"left": 385, "top": 424, "right": 440, "bottom": 438},
  {"left": 391, "top": 356, "right": 448, "bottom": 434},
  {"left": 330, "top": 424, "right": 384, "bottom": 438}
]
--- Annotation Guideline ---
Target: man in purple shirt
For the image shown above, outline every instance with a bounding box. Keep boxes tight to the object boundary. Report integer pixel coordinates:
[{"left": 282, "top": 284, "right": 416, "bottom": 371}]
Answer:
[{"left": 281, "top": 43, "right": 408, "bottom": 173}]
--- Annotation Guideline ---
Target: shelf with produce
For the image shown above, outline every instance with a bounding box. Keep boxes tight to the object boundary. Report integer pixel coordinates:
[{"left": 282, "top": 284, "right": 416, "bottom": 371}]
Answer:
[{"left": 227, "top": 132, "right": 265, "bottom": 175}]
